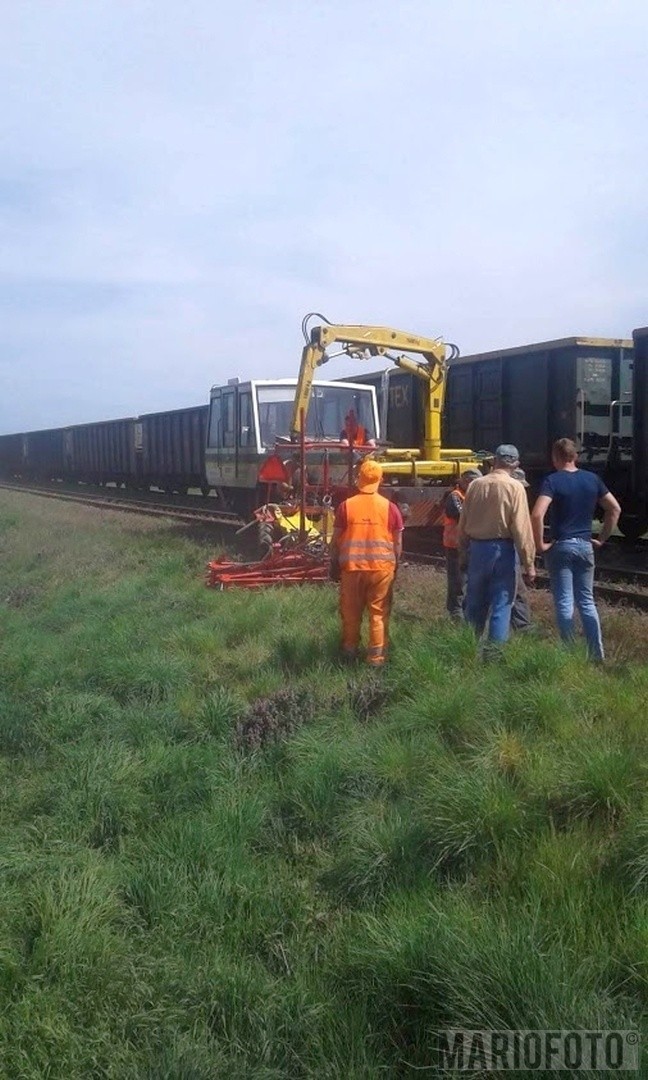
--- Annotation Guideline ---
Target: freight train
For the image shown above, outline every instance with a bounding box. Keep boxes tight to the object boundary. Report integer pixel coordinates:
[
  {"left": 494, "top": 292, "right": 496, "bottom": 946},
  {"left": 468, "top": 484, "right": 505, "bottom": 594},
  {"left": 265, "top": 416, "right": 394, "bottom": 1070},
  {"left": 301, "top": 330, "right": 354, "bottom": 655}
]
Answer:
[{"left": 1, "top": 329, "right": 647, "bottom": 538}]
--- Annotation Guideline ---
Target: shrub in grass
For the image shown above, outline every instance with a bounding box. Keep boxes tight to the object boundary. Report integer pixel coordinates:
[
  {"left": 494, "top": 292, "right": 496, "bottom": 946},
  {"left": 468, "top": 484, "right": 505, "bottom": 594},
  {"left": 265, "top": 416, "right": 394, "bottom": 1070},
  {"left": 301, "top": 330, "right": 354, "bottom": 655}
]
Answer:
[
  {"left": 347, "top": 671, "right": 392, "bottom": 723},
  {"left": 0, "top": 694, "right": 44, "bottom": 757},
  {"left": 235, "top": 687, "right": 313, "bottom": 752},
  {"left": 416, "top": 762, "right": 534, "bottom": 879},
  {"left": 22, "top": 863, "right": 135, "bottom": 1002},
  {"left": 56, "top": 743, "right": 152, "bottom": 854},
  {"left": 169, "top": 685, "right": 243, "bottom": 744},
  {"left": 331, "top": 889, "right": 633, "bottom": 1070},
  {"left": 267, "top": 736, "right": 379, "bottom": 847},
  {"left": 85, "top": 646, "right": 191, "bottom": 705},
  {"left": 145, "top": 745, "right": 213, "bottom": 816},
  {"left": 538, "top": 743, "right": 642, "bottom": 828},
  {"left": 320, "top": 800, "right": 434, "bottom": 903},
  {"left": 604, "top": 797, "right": 648, "bottom": 894}
]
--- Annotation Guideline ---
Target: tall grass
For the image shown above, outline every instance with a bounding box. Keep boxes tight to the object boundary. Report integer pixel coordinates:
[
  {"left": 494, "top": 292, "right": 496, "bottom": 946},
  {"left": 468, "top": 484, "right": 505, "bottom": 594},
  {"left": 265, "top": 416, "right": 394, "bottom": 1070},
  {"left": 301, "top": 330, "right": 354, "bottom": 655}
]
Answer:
[{"left": 0, "top": 490, "right": 646, "bottom": 1076}]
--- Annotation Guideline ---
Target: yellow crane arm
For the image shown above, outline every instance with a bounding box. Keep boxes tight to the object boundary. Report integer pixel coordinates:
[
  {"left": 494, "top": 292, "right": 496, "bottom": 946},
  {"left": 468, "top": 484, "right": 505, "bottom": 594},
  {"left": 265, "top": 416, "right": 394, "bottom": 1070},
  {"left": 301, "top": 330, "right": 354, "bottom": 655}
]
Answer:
[{"left": 290, "top": 321, "right": 451, "bottom": 460}]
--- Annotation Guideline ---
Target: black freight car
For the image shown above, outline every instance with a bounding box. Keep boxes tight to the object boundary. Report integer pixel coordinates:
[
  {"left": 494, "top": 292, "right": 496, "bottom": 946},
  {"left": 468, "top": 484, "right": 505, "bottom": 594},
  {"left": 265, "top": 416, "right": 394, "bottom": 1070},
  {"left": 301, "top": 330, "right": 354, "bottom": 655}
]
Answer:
[
  {"left": 139, "top": 405, "right": 209, "bottom": 494},
  {"left": 0, "top": 433, "right": 26, "bottom": 477},
  {"left": 445, "top": 337, "right": 632, "bottom": 469},
  {"left": 346, "top": 336, "right": 638, "bottom": 532},
  {"left": 22, "top": 428, "right": 66, "bottom": 480},
  {"left": 632, "top": 327, "right": 648, "bottom": 537},
  {"left": 65, "top": 418, "right": 138, "bottom": 486},
  {"left": 444, "top": 336, "right": 638, "bottom": 533}
]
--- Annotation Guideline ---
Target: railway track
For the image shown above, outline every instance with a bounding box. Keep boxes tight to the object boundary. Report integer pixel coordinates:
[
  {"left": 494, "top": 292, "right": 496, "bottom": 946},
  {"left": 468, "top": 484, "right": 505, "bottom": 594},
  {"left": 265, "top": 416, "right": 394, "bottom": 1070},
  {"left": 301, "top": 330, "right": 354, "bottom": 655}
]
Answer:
[
  {"left": 0, "top": 481, "right": 243, "bottom": 528},
  {"left": 3, "top": 480, "right": 648, "bottom": 610},
  {"left": 402, "top": 550, "right": 648, "bottom": 611}
]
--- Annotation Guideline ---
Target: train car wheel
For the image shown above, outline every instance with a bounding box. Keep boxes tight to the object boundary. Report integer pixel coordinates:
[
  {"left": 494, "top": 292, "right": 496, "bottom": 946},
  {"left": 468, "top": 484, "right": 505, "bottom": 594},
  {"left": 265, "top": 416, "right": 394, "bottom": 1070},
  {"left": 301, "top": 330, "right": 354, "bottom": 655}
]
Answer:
[{"left": 617, "top": 512, "right": 648, "bottom": 542}]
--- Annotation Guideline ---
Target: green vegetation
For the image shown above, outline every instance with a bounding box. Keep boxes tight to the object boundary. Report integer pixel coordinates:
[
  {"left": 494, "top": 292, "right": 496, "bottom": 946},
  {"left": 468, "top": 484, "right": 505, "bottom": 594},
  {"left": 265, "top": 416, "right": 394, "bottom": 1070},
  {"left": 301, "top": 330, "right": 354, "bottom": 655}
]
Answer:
[{"left": 0, "top": 493, "right": 647, "bottom": 1077}]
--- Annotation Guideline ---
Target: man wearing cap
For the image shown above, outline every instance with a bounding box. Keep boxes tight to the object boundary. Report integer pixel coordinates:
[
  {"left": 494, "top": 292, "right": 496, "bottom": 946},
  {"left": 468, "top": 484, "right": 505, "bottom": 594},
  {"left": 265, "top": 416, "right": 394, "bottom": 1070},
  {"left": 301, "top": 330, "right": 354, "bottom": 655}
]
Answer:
[
  {"left": 330, "top": 459, "right": 404, "bottom": 666},
  {"left": 441, "top": 469, "right": 482, "bottom": 617},
  {"left": 458, "top": 445, "right": 536, "bottom": 649}
]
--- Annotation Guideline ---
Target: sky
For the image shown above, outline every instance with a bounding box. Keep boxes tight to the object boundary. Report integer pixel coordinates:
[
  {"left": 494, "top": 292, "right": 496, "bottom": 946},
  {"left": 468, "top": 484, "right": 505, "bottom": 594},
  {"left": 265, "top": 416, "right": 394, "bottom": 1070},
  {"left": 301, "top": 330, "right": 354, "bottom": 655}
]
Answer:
[{"left": 1, "top": 0, "right": 647, "bottom": 432}]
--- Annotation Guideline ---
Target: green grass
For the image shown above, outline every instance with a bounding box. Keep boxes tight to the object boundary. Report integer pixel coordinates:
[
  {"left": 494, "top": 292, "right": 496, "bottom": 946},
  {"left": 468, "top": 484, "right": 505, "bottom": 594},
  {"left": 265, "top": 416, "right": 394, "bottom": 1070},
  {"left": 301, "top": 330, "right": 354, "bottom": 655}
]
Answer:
[{"left": 0, "top": 493, "right": 647, "bottom": 1077}]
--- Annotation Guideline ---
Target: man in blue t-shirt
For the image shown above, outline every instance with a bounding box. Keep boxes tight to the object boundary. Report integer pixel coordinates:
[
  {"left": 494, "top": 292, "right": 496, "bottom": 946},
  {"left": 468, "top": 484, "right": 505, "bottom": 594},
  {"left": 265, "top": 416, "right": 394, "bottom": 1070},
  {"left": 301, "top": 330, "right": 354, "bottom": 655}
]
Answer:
[{"left": 531, "top": 437, "right": 621, "bottom": 661}]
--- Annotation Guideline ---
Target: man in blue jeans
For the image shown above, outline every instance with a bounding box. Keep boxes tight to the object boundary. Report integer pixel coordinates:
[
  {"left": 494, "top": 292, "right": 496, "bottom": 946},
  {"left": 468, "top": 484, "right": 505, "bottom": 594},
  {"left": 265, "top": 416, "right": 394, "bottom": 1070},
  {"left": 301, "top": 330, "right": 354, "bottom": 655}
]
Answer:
[
  {"left": 458, "top": 445, "right": 536, "bottom": 650},
  {"left": 531, "top": 437, "right": 621, "bottom": 662}
]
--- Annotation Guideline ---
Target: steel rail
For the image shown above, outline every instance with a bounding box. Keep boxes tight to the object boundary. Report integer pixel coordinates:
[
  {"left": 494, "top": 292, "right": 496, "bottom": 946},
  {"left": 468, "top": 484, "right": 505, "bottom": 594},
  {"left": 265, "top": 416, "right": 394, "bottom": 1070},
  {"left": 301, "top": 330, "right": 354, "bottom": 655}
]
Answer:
[
  {"left": 0, "top": 481, "right": 243, "bottom": 527},
  {"left": 401, "top": 550, "right": 648, "bottom": 611}
]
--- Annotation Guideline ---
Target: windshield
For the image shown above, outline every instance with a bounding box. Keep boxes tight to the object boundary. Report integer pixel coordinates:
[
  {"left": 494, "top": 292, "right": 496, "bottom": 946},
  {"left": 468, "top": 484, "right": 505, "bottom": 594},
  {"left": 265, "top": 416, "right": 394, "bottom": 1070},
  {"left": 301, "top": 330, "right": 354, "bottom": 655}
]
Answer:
[{"left": 256, "top": 385, "right": 376, "bottom": 449}]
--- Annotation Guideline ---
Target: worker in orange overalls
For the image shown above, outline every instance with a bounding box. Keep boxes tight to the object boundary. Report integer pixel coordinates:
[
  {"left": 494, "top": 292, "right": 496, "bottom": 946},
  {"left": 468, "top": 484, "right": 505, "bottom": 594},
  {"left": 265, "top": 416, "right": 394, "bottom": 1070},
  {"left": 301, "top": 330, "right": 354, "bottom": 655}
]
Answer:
[
  {"left": 441, "top": 469, "right": 482, "bottom": 617},
  {"left": 330, "top": 459, "right": 404, "bottom": 665}
]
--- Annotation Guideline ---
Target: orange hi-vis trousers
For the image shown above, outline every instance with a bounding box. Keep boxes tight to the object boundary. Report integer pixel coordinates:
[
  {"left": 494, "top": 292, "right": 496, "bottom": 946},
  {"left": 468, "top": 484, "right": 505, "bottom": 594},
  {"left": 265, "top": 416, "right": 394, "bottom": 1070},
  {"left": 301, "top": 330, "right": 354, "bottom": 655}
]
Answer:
[{"left": 339, "top": 569, "right": 395, "bottom": 665}]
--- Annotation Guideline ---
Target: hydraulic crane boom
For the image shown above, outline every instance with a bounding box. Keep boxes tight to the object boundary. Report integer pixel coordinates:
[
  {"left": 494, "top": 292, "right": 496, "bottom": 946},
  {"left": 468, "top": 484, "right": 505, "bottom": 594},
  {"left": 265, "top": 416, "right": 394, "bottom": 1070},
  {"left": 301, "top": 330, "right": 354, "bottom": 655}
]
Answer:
[{"left": 291, "top": 321, "right": 453, "bottom": 460}]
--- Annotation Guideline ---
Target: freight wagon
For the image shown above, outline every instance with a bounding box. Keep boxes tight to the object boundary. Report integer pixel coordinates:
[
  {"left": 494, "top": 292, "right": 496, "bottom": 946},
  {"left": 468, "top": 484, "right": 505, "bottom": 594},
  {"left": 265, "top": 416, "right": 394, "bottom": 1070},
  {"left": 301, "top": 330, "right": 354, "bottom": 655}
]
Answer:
[
  {"left": 0, "top": 433, "right": 25, "bottom": 477},
  {"left": 64, "top": 418, "right": 138, "bottom": 486},
  {"left": 21, "top": 428, "right": 66, "bottom": 480},
  {"left": 632, "top": 327, "right": 648, "bottom": 535},
  {"left": 345, "top": 336, "right": 642, "bottom": 537},
  {"left": 139, "top": 405, "right": 209, "bottom": 494}
]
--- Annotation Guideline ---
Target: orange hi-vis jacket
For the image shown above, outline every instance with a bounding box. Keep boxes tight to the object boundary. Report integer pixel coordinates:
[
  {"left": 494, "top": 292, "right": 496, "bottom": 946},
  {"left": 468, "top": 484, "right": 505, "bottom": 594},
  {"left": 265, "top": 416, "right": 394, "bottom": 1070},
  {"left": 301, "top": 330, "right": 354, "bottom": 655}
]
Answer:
[
  {"left": 338, "top": 492, "right": 397, "bottom": 572},
  {"left": 442, "top": 487, "right": 465, "bottom": 549}
]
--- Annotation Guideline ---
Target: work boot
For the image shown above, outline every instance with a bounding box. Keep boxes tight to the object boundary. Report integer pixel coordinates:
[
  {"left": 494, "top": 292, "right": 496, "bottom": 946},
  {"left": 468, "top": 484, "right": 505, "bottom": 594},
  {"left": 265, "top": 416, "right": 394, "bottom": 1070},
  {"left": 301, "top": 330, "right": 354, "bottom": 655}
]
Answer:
[{"left": 340, "top": 647, "right": 359, "bottom": 664}]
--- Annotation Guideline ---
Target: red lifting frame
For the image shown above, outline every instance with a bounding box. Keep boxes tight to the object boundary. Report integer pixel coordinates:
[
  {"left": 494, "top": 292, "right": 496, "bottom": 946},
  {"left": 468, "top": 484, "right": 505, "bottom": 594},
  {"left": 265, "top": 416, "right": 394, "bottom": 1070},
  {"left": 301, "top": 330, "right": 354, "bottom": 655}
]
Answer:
[{"left": 206, "top": 410, "right": 375, "bottom": 589}]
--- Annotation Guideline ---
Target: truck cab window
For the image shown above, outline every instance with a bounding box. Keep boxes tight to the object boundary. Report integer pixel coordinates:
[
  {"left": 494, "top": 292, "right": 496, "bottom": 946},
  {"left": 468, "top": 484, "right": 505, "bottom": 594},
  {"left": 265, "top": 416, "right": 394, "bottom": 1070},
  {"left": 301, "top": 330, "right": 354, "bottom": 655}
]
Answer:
[
  {"left": 223, "top": 392, "right": 236, "bottom": 448},
  {"left": 239, "top": 392, "right": 254, "bottom": 448}
]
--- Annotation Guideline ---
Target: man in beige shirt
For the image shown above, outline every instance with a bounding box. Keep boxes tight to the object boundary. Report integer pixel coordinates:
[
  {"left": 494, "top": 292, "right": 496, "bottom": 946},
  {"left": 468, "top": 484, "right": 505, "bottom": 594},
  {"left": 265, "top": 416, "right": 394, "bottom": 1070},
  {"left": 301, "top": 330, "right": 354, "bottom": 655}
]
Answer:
[{"left": 458, "top": 444, "right": 536, "bottom": 646}]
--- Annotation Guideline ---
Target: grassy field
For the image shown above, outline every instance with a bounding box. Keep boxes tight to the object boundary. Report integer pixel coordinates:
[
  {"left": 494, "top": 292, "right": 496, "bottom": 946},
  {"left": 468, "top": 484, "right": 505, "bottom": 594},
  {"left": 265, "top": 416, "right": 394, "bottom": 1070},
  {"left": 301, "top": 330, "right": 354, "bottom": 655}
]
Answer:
[{"left": 0, "top": 491, "right": 647, "bottom": 1078}]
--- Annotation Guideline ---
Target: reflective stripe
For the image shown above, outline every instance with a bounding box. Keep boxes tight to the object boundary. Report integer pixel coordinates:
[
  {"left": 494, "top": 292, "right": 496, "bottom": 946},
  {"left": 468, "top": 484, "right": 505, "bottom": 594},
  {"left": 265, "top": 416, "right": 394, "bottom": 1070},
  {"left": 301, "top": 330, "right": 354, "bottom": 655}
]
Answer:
[
  {"left": 340, "top": 539, "right": 396, "bottom": 549},
  {"left": 340, "top": 544, "right": 395, "bottom": 556},
  {"left": 337, "top": 492, "right": 396, "bottom": 573},
  {"left": 340, "top": 551, "right": 395, "bottom": 563}
]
